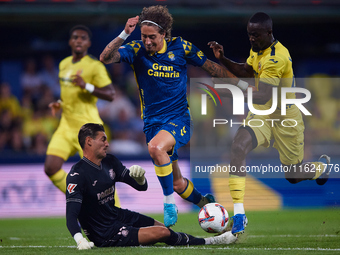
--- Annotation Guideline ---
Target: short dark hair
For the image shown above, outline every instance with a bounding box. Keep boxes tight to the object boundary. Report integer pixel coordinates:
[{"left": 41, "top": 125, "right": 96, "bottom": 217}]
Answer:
[
  {"left": 139, "top": 5, "right": 173, "bottom": 40},
  {"left": 248, "top": 12, "right": 273, "bottom": 30},
  {"left": 78, "top": 123, "right": 105, "bottom": 149},
  {"left": 69, "top": 25, "right": 92, "bottom": 39}
]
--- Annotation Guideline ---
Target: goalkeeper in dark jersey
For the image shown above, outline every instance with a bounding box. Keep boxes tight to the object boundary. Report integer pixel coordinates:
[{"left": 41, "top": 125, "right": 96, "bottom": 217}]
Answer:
[{"left": 66, "top": 123, "right": 237, "bottom": 249}]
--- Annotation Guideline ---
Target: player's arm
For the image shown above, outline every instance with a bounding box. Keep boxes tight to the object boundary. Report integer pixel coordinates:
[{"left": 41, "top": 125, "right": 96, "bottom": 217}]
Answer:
[
  {"left": 201, "top": 59, "right": 250, "bottom": 92},
  {"left": 121, "top": 165, "right": 148, "bottom": 191},
  {"left": 208, "top": 41, "right": 254, "bottom": 78},
  {"left": 245, "top": 81, "right": 273, "bottom": 105},
  {"left": 100, "top": 16, "right": 139, "bottom": 64},
  {"left": 66, "top": 202, "right": 94, "bottom": 250},
  {"left": 71, "top": 73, "right": 115, "bottom": 101}
]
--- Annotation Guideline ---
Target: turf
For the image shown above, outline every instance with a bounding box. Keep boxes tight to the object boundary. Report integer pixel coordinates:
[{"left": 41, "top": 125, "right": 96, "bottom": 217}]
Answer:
[{"left": 0, "top": 209, "right": 339, "bottom": 255}]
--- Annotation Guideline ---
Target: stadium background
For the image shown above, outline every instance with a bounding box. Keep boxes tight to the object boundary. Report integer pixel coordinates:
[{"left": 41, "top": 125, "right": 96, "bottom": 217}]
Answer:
[{"left": 0, "top": 0, "right": 340, "bottom": 218}]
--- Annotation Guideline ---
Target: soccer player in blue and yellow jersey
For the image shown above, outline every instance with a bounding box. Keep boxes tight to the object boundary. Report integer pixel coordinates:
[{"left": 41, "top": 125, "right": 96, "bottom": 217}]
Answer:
[
  {"left": 45, "top": 25, "right": 120, "bottom": 206},
  {"left": 100, "top": 6, "right": 239, "bottom": 227},
  {"left": 66, "top": 123, "right": 237, "bottom": 249},
  {"left": 208, "top": 12, "right": 331, "bottom": 235}
]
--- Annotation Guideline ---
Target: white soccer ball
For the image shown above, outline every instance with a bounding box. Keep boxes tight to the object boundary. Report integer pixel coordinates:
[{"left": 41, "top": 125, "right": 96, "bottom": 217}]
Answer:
[{"left": 198, "top": 203, "right": 229, "bottom": 233}]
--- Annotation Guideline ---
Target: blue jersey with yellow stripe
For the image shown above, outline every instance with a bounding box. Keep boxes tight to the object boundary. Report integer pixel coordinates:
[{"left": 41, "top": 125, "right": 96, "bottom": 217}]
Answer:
[{"left": 119, "top": 37, "right": 207, "bottom": 130}]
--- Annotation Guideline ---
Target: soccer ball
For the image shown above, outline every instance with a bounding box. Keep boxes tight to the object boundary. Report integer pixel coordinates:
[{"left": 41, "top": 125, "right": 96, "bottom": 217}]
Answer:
[{"left": 198, "top": 203, "right": 228, "bottom": 233}]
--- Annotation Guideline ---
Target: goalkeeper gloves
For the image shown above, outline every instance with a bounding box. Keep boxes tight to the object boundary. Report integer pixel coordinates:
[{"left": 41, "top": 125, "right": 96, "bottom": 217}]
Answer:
[
  {"left": 74, "top": 233, "right": 94, "bottom": 250},
  {"left": 129, "top": 165, "right": 146, "bottom": 185}
]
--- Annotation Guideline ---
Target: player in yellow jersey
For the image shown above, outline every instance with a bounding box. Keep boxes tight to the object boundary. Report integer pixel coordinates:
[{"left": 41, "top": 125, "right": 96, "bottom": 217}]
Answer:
[
  {"left": 208, "top": 12, "right": 331, "bottom": 235},
  {"left": 44, "top": 25, "right": 120, "bottom": 206}
]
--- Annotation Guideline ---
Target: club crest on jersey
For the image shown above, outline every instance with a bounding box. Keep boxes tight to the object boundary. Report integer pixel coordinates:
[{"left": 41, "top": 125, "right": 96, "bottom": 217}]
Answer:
[
  {"left": 67, "top": 183, "right": 77, "bottom": 194},
  {"left": 258, "top": 62, "right": 262, "bottom": 71},
  {"left": 109, "top": 169, "right": 115, "bottom": 180},
  {"left": 168, "top": 51, "right": 175, "bottom": 61}
]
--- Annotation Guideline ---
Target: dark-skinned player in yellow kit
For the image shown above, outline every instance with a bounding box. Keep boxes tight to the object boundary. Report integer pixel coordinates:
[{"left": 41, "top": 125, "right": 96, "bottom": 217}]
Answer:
[
  {"left": 208, "top": 12, "right": 331, "bottom": 235},
  {"left": 45, "top": 25, "right": 120, "bottom": 207}
]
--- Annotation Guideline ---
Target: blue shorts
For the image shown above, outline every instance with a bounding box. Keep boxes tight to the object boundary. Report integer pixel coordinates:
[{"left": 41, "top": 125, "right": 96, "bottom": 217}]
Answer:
[{"left": 145, "top": 111, "right": 192, "bottom": 162}]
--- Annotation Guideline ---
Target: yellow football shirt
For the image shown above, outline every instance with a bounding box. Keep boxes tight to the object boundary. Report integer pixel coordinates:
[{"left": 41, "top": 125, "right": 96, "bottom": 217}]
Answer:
[
  {"left": 47, "top": 55, "right": 111, "bottom": 160},
  {"left": 59, "top": 54, "right": 111, "bottom": 124},
  {"left": 247, "top": 40, "right": 296, "bottom": 112}
]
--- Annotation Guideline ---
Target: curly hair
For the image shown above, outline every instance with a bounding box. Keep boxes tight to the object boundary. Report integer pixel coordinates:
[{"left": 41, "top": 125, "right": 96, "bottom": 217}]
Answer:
[{"left": 139, "top": 5, "right": 173, "bottom": 40}]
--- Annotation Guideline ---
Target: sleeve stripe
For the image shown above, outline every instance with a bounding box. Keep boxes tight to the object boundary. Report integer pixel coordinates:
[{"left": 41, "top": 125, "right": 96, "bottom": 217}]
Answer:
[
  {"left": 66, "top": 198, "right": 83, "bottom": 203},
  {"left": 121, "top": 167, "right": 129, "bottom": 178}
]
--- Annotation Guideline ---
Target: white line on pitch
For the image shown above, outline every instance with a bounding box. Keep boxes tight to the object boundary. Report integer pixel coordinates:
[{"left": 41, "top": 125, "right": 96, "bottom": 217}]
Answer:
[
  {"left": 247, "top": 234, "right": 338, "bottom": 238},
  {"left": 1, "top": 246, "right": 340, "bottom": 251}
]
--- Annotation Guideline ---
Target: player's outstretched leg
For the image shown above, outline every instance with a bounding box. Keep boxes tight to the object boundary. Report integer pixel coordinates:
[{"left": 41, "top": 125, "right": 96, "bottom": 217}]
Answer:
[
  {"left": 205, "top": 231, "right": 238, "bottom": 245},
  {"left": 172, "top": 161, "right": 215, "bottom": 208},
  {"left": 315, "top": 154, "right": 331, "bottom": 185},
  {"left": 177, "top": 178, "right": 216, "bottom": 208},
  {"left": 164, "top": 228, "right": 237, "bottom": 246}
]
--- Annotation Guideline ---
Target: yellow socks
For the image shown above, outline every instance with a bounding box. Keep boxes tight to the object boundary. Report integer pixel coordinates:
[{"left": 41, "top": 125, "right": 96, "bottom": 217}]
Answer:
[
  {"left": 229, "top": 174, "right": 246, "bottom": 204},
  {"left": 49, "top": 169, "right": 67, "bottom": 193}
]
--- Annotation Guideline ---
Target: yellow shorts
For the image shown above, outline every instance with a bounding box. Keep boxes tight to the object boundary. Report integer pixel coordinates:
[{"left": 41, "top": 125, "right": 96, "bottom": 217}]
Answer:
[
  {"left": 245, "top": 106, "right": 304, "bottom": 165},
  {"left": 46, "top": 116, "right": 102, "bottom": 161}
]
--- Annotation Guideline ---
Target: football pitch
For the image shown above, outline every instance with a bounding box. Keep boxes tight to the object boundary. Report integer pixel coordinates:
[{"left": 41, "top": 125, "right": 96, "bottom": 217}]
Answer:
[{"left": 1, "top": 209, "right": 339, "bottom": 255}]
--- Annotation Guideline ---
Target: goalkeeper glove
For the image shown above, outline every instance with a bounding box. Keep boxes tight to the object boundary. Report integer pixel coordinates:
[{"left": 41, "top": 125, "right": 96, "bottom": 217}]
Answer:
[
  {"left": 129, "top": 165, "right": 146, "bottom": 185},
  {"left": 74, "top": 233, "right": 94, "bottom": 250}
]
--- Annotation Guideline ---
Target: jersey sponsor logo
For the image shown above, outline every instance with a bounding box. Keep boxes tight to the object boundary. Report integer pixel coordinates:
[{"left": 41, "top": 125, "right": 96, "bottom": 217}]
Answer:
[
  {"left": 147, "top": 63, "right": 179, "bottom": 78},
  {"left": 97, "top": 186, "right": 114, "bottom": 200},
  {"left": 67, "top": 183, "right": 77, "bottom": 194},
  {"left": 269, "top": 59, "right": 278, "bottom": 63},
  {"left": 109, "top": 169, "right": 115, "bottom": 180},
  {"left": 70, "top": 172, "right": 79, "bottom": 177}
]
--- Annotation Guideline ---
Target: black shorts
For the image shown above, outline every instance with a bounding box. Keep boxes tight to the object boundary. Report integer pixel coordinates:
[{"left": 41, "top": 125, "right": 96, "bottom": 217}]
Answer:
[{"left": 100, "top": 208, "right": 155, "bottom": 247}]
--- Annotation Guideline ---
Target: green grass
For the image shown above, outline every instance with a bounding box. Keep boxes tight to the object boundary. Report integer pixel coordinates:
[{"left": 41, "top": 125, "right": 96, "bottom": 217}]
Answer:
[{"left": 0, "top": 209, "right": 340, "bottom": 255}]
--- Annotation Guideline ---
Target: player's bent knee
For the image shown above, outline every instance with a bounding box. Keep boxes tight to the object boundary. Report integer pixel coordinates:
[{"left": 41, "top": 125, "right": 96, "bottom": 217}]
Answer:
[
  {"left": 148, "top": 143, "right": 162, "bottom": 160},
  {"left": 44, "top": 164, "right": 57, "bottom": 176}
]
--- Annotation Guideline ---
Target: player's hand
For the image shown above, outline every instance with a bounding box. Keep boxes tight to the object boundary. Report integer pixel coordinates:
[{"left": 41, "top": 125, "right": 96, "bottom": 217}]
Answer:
[
  {"left": 77, "top": 237, "right": 94, "bottom": 250},
  {"left": 208, "top": 41, "right": 224, "bottom": 60},
  {"left": 129, "top": 165, "right": 146, "bottom": 185},
  {"left": 71, "top": 71, "right": 86, "bottom": 89},
  {"left": 48, "top": 100, "right": 62, "bottom": 117},
  {"left": 125, "top": 16, "right": 139, "bottom": 35}
]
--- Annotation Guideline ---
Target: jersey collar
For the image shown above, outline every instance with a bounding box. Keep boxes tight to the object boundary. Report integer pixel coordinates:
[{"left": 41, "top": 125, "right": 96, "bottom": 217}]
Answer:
[
  {"left": 150, "top": 39, "right": 167, "bottom": 56},
  {"left": 83, "top": 156, "right": 102, "bottom": 170},
  {"left": 257, "top": 40, "right": 278, "bottom": 56}
]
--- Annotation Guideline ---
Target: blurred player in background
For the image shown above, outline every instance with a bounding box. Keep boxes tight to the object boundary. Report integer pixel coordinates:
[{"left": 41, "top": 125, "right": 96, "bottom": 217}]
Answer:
[
  {"left": 66, "top": 123, "right": 237, "bottom": 249},
  {"left": 208, "top": 12, "right": 331, "bottom": 235},
  {"left": 100, "top": 5, "right": 242, "bottom": 227},
  {"left": 44, "top": 25, "right": 120, "bottom": 206}
]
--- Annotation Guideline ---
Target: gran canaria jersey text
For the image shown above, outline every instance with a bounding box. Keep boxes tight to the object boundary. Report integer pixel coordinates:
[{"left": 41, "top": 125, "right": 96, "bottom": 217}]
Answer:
[{"left": 148, "top": 63, "right": 179, "bottom": 78}]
